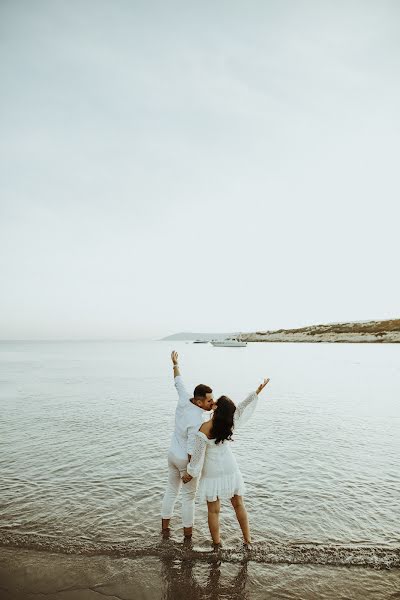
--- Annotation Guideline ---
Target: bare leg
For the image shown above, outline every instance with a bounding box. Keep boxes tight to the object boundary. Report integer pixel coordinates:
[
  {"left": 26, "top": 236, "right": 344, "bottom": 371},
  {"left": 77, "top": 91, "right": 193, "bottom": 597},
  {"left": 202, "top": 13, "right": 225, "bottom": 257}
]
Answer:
[
  {"left": 183, "top": 526, "right": 193, "bottom": 538},
  {"left": 207, "top": 499, "right": 221, "bottom": 544},
  {"left": 161, "top": 518, "right": 170, "bottom": 533},
  {"left": 231, "top": 495, "right": 251, "bottom": 543}
]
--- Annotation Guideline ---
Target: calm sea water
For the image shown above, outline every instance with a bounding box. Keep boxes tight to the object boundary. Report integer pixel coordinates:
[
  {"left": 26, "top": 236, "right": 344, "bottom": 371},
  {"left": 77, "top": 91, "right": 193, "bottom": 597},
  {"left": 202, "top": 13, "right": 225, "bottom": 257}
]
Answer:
[{"left": 1, "top": 341, "right": 399, "bottom": 598}]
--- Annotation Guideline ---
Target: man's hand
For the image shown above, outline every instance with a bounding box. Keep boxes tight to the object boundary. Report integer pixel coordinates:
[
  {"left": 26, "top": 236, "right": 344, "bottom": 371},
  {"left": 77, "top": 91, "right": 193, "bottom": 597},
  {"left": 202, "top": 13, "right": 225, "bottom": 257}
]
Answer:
[
  {"left": 256, "top": 378, "right": 270, "bottom": 395},
  {"left": 182, "top": 472, "right": 193, "bottom": 484},
  {"left": 171, "top": 351, "right": 181, "bottom": 377}
]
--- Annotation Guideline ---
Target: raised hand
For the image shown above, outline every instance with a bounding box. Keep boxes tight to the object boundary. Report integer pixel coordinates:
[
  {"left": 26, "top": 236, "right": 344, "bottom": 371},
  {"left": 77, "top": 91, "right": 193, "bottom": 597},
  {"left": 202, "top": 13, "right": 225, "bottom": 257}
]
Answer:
[
  {"left": 171, "top": 351, "right": 179, "bottom": 365},
  {"left": 256, "top": 378, "right": 270, "bottom": 395}
]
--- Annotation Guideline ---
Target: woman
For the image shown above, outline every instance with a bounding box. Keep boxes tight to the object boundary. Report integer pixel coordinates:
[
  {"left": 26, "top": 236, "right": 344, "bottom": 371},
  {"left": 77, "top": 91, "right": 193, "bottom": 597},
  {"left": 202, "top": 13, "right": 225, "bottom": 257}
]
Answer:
[{"left": 182, "top": 378, "right": 270, "bottom": 547}]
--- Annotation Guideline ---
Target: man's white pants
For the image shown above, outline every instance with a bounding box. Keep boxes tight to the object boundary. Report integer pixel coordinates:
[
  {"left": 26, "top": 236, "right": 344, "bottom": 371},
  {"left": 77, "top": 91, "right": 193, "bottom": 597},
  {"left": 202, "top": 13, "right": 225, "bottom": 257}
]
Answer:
[{"left": 161, "top": 451, "right": 198, "bottom": 528}]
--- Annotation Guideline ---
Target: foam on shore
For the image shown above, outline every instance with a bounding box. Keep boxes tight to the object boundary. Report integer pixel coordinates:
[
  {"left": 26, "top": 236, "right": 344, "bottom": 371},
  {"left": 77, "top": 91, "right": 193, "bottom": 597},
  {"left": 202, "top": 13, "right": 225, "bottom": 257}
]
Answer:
[{"left": 1, "top": 532, "right": 399, "bottom": 569}]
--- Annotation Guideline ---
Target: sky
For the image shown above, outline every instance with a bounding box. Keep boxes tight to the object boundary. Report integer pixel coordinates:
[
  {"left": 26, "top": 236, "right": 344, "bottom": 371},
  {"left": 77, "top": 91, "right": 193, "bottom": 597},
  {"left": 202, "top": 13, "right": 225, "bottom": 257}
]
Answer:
[{"left": 1, "top": 0, "right": 399, "bottom": 339}]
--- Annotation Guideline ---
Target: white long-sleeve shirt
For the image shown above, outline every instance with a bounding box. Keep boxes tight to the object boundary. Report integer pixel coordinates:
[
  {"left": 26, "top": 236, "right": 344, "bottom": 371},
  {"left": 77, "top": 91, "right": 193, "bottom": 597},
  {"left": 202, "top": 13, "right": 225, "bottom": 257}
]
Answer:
[{"left": 169, "top": 376, "right": 210, "bottom": 461}]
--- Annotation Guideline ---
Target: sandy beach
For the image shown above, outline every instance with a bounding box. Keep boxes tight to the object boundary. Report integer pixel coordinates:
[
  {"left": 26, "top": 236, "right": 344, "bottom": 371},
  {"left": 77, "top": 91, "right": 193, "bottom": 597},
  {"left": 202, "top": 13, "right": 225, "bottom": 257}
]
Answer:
[
  {"left": 0, "top": 547, "right": 162, "bottom": 600},
  {"left": 1, "top": 547, "right": 400, "bottom": 600}
]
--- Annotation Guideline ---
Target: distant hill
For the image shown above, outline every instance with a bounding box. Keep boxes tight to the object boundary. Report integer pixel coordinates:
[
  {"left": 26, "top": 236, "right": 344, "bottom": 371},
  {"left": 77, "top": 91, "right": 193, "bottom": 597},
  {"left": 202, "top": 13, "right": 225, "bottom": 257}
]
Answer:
[
  {"left": 161, "top": 332, "right": 234, "bottom": 341},
  {"left": 162, "top": 319, "right": 400, "bottom": 343},
  {"left": 241, "top": 319, "right": 400, "bottom": 343}
]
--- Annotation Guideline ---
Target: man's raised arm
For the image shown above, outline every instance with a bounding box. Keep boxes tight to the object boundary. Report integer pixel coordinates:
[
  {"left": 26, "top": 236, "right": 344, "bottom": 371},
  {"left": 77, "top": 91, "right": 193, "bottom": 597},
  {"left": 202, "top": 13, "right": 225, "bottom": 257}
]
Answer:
[
  {"left": 171, "top": 351, "right": 191, "bottom": 407},
  {"left": 171, "top": 350, "right": 181, "bottom": 377}
]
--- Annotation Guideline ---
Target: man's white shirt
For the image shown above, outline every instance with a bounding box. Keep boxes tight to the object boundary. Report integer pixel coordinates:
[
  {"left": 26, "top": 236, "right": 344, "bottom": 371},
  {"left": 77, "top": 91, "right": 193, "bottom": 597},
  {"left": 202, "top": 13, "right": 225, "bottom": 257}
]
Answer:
[{"left": 169, "top": 376, "right": 210, "bottom": 461}]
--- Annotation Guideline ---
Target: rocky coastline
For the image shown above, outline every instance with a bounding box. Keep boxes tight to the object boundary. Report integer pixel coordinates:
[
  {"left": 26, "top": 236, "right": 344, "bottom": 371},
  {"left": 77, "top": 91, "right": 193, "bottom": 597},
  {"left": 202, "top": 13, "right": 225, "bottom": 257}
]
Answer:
[{"left": 240, "top": 319, "right": 400, "bottom": 343}]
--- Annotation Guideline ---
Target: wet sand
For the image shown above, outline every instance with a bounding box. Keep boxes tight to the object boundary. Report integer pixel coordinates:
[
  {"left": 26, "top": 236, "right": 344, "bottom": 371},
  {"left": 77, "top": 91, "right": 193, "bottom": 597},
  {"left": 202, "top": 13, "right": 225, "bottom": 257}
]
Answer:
[
  {"left": 0, "top": 548, "right": 162, "bottom": 600},
  {"left": 1, "top": 547, "right": 400, "bottom": 600}
]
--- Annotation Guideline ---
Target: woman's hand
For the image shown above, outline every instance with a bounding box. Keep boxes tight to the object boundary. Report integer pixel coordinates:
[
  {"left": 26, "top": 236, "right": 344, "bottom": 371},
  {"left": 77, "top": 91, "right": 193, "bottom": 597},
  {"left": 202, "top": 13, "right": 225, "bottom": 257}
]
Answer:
[
  {"left": 182, "top": 472, "right": 193, "bottom": 484},
  {"left": 256, "top": 378, "right": 270, "bottom": 395},
  {"left": 171, "top": 351, "right": 179, "bottom": 365}
]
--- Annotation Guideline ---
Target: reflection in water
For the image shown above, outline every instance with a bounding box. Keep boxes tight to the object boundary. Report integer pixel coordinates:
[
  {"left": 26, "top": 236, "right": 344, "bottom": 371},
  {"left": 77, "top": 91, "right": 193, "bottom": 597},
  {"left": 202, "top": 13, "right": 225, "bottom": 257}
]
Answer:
[{"left": 160, "top": 542, "right": 249, "bottom": 600}]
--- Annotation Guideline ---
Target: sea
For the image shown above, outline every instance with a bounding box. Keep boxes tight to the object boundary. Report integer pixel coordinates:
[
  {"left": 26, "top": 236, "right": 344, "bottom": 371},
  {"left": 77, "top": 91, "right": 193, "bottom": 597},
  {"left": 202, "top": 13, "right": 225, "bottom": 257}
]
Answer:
[{"left": 1, "top": 340, "right": 399, "bottom": 599}]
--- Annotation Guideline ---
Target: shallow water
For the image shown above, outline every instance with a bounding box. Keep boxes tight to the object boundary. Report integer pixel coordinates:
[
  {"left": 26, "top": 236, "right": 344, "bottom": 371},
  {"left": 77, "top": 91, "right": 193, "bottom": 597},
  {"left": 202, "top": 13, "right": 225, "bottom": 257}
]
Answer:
[{"left": 1, "top": 341, "right": 399, "bottom": 595}]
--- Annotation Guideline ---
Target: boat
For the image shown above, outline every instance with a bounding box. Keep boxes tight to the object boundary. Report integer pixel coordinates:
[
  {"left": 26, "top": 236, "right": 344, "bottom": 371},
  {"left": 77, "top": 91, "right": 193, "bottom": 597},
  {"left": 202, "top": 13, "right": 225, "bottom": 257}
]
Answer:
[
  {"left": 193, "top": 340, "right": 209, "bottom": 344},
  {"left": 211, "top": 338, "right": 247, "bottom": 347}
]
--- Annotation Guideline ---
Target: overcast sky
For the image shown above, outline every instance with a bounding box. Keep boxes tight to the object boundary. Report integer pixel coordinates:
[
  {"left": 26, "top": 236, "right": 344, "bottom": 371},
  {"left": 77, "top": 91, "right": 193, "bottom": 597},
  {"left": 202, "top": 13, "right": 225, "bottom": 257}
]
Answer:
[{"left": 1, "top": 0, "right": 399, "bottom": 339}]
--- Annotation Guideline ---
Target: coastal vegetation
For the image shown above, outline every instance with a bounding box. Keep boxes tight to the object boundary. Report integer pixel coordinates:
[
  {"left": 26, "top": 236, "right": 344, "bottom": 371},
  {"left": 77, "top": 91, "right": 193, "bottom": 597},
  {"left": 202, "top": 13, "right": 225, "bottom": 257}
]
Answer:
[
  {"left": 163, "top": 320, "right": 400, "bottom": 343},
  {"left": 243, "top": 319, "right": 400, "bottom": 343}
]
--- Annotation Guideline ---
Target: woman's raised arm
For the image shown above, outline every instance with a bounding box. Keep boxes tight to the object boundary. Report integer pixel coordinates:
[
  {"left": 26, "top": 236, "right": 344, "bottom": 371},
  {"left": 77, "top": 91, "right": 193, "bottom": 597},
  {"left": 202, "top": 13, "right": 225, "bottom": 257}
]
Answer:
[{"left": 234, "top": 378, "right": 270, "bottom": 427}]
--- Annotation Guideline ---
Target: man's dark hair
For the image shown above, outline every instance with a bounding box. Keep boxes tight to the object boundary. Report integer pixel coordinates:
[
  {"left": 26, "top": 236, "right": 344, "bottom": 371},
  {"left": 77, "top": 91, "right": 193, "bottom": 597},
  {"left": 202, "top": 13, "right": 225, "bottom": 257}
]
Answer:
[{"left": 193, "top": 384, "right": 212, "bottom": 398}]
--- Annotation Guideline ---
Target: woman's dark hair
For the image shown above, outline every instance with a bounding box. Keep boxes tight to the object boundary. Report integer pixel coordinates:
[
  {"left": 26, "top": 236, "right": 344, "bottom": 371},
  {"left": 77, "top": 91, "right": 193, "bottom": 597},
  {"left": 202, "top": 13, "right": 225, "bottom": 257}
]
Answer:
[{"left": 210, "top": 395, "right": 237, "bottom": 444}]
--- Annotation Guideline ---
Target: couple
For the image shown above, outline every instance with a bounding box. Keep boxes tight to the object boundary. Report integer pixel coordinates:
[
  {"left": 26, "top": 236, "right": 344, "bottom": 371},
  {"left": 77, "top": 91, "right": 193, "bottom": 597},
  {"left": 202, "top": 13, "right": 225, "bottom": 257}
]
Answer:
[{"left": 161, "top": 351, "right": 270, "bottom": 547}]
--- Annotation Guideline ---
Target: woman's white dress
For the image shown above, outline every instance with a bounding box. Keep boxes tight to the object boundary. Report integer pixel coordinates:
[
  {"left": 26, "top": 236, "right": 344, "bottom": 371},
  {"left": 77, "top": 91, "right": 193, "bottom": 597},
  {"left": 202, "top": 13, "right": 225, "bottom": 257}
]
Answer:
[{"left": 187, "top": 391, "right": 258, "bottom": 502}]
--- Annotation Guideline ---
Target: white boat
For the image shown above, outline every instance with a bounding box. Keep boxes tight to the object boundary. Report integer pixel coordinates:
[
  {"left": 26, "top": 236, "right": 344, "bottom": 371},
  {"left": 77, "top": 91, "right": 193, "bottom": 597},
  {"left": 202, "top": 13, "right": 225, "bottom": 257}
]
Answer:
[{"left": 211, "top": 338, "right": 247, "bottom": 347}]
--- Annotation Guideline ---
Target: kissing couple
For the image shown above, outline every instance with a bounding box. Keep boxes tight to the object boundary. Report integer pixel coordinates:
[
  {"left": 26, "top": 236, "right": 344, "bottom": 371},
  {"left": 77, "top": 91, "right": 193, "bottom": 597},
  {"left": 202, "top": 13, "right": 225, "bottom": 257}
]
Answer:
[{"left": 161, "top": 351, "right": 270, "bottom": 548}]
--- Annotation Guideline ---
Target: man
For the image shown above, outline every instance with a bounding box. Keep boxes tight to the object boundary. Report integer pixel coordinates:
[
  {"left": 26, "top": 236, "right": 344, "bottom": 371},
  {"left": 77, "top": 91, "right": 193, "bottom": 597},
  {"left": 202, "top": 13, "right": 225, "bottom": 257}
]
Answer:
[{"left": 161, "top": 350, "right": 215, "bottom": 538}]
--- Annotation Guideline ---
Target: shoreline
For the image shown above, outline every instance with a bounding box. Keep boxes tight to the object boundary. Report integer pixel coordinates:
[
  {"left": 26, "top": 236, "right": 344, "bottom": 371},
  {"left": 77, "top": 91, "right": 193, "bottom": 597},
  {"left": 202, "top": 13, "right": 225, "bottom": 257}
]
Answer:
[
  {"left": 163, "top": 319, "right": 400, "bottom": 343},
  {"left": 1, "top": 547, "right": 399, "bottom": 600},
  {"left": 1, "top": 531, "right": 399, "bottom": 568},
  {"left": 241, "top": 319, "right": 400, "bottom": 344},
  {"left": 242, "top": 334, "right": 400, "bottom": 343}
]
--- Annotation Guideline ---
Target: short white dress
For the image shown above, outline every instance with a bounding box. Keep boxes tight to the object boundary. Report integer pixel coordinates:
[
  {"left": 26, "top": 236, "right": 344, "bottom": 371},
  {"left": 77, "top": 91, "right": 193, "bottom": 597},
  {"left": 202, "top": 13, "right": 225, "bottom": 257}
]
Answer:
[{"left": 187, "top": 391, "right": 258, "bottom": 502}]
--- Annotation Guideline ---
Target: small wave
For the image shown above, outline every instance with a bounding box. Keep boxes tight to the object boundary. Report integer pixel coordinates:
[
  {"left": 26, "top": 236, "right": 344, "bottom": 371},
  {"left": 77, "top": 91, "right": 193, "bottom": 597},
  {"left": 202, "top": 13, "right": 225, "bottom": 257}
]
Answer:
[{"left": 0, "top": 532, "right": 399, "bottom": 569}]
